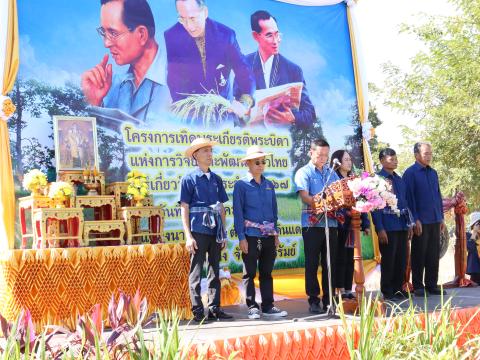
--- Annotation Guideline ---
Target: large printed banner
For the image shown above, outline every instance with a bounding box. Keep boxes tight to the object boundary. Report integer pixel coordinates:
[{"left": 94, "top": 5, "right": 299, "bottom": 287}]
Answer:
[{"left": 12, "top": 0, "right": 372, "bottom": 272}]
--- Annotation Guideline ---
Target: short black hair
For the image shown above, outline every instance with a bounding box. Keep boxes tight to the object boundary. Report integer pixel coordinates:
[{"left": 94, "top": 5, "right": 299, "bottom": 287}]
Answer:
[
  {"left": 251, "top": 10, "right": 277, "bottom": 33},
  {"left": 101, "top": 0, "right": 156, "bottom": 37},
  {"left": 379, "top": 148, "right": 396, "bottom": 160},
  {"left": 175, "top": 0, "right": 206, "bottom": 7},
  {"left": 310, "top": 138, "right": 330, "bottom": 150},
  {"left": 413, "top": 141, "right": 431, "bottom": 154}
]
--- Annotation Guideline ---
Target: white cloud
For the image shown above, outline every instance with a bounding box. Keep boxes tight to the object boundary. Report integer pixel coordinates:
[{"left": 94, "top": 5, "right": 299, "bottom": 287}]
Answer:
[
  {"left": 313, "top": 76, "right": 357, "bottom": 148},
  {"left": 19, "top": 35, "right": 80, "bottom": 87},
  {"left": 314, "top": 76, "right": 355, "bottom": 122}
]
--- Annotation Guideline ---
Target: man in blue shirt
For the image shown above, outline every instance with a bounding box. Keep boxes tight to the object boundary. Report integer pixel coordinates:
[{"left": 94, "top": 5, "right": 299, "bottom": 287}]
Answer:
[
  {"left": 233, "top": 146, "right": 288, "bottom": 320},
  {"left": 403, "top": 142, "right": 446, "bottom": 297},
  {"left": 371, "top": 148, "right": 414, "bottom": 300},
  {"left": 81, "top": 0, "right": 171, "bottom": 128},
  {"left": 294, "top": 139, "right": 339, "bottom": 313},
  {"left": 180, "top": 138, "right": 232, "bottom": 322},
  {"left": 164, "top": 0, "right": 255, "bottom": 126}
]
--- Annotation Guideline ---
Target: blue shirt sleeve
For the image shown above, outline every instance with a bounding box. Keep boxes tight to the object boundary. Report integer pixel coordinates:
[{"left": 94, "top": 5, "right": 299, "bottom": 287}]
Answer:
[
  {"left": 180, "top": 176, "right": 193, "bottom": 204},
  {"left": 434, "top": 171, "right": 445, "bottom": 221},
  {"left": 371, "top": 210, "right": 385, "bottom": 233},
  {"left": 216, "top": 175, "right": 229, "bottom": 203},
  {"left": 233, "top": 181, "right": 246, "bottom": 241},
  {"left": 402, "top": 169, "right": 419, "bottom": 222},
  {"left": 294, "top": 167, "right": 309, "bottom": 193},
  {"left": 272, "top": 183, "right": 279, "bottom": 230}
]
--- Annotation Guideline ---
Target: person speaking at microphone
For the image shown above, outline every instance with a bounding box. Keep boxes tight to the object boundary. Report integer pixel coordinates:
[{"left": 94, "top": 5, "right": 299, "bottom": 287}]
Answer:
[
  {"left": 330, "top": 150, "right": 370, "bottom": 301},
  {"left": 294, "top": 139, "right": 340, "bottom": 314}
]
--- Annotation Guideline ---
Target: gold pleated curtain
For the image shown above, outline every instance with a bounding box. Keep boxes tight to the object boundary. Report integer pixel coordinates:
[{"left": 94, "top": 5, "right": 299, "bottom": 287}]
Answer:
[{"left": 1, "top": 0, "right": 19, "bottom": 250}]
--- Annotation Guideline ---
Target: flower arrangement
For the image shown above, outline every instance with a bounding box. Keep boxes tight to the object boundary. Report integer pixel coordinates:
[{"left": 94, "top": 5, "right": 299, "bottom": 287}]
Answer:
[
  {"left": 48, "top": 181, "right": 74, "bottom": 206},
  {"left": 22, "top": 169, "right": 48, "bottom": 194},
  {"left": 0, "top": 95, "right": 16, "bottom": 121},
  {"left": 347, "top": 172, "right": 399, "bottom": 213},
  {"left": 126, "top": 170, "right": 149, "bottom": 205}
]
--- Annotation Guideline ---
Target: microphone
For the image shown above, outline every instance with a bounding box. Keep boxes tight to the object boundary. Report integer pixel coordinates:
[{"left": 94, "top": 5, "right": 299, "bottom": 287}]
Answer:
[{"left": 332, "top": 158, "right": 342, "bottom": 169}]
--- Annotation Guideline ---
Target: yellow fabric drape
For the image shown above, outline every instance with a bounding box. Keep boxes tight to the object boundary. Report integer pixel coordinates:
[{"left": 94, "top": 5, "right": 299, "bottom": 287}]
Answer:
[
  {"left": 0, "top": 244, "right": 191, "bottom": 330},
  {"left": 346, "top": 6, "right": 380, "bottom": 263},
  {"left": 1, "top": 0, "right": 19, "bottom": 250},
  {"left": 2, "top": 0, "right": 19, "bottom": 94}
]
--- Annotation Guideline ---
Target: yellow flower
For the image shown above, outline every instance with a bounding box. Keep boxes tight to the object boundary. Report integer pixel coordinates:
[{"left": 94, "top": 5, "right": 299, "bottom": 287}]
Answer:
[{"left": 2, "top": 98, "right": 16, "bottom": 118}]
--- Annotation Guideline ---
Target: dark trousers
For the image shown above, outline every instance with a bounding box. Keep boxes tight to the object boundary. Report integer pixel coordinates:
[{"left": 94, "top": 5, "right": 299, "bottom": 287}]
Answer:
[
  {"left": 302, "top": 227, "right": 337, "bottom": 306},
  {"left": 379, "top": 230, "right": 408, "bottom": 296},
  {"left": 242, "top": 235, "right": 276, "bottom": 312},
  {"left": 411, "top": 223, "right": 441, "bottom": 290},
  {"left": 335, "top": 228, "right": 354, "bottom": 291},
  {"left": 189, "top": 232, "right": 221, "bottom": 315}
]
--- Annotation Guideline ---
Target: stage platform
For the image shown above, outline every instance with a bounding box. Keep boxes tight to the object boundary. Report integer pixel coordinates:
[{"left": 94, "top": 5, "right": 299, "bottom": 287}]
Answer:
[{"left": 172, "top": 286, "right": 480, "bottom": 345}]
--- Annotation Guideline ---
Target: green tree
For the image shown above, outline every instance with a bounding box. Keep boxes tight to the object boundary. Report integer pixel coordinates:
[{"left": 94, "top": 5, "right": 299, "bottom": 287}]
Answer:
[
  {"left": 289, "top": 119, "right": 325, "bottom": 173},
  {"left": 21, "top": 137, "right": 53, "bottom": 173},
  {"left": 7, "top": 79, "right": 48, "bottom": 179},
  {"left": 382, "top": 0, "right": 480, "bottom": 207}
]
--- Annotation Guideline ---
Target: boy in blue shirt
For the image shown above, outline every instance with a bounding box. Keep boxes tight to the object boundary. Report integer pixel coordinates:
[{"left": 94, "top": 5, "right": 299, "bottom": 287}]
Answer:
[
  {"left": 233, "top": 146, "right": 288, "bottom": 319},
  {"left": 294, "top": 139, "right": 339, "bottom": 313},
  {"left": 180, "top": 138, "right": 232, "bottom": 322}
]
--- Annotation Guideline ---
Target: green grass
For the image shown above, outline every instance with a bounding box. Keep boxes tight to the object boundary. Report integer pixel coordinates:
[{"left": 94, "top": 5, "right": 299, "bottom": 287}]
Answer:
[{"left": 339, "top": 293, "right": 480, "bottom": 360}]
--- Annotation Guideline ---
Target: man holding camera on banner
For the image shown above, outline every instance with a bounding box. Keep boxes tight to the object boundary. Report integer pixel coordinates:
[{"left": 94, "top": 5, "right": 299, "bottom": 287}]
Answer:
[{"left": 294, "top": 139, "right": 339, "bottom": 314}]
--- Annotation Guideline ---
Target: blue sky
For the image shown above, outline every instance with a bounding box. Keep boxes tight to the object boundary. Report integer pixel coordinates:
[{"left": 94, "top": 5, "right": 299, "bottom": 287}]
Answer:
[{"left": 17, "top": 0, "right": 357, "bottom": 148}]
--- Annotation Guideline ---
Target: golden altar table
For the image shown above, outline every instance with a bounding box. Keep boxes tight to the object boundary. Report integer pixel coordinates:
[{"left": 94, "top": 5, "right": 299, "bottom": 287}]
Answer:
[{"left": 0, "top": 244, "right": 191, "bottom": 329}]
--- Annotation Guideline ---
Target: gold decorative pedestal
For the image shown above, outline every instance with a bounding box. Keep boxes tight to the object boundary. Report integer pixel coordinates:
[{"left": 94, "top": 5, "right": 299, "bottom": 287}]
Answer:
[
  {"left": 18, "top": 195, "right": 53, "bottom": 249},
  {"left": 75, "top": 195, "right": 116, "bottom": 220},
  {"left": 33, "top": 208, "right": 84, "bottom": 249},
  {"left": 118, "top": 206, "right": 164, "bottom": 245},
  {"left": 83, "top": 220, "right": 125, "bottom": 246}
]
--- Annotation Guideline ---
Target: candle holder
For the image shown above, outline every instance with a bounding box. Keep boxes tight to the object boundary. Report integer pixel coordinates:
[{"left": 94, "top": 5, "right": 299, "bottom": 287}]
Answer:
[{"left": 84, "top": 182, "right": 99, "bottom": 196}]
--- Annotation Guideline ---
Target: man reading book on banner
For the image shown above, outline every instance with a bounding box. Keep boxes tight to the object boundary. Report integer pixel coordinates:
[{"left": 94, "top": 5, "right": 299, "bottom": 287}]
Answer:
[{"left": 234, "top": 10, "right": 316, "bottom": 128}]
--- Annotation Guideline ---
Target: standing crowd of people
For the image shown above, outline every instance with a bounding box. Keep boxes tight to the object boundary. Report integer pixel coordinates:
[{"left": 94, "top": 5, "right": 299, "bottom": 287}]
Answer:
[{"left": 180, "top": 137, "right": 447, "bottom": 322}]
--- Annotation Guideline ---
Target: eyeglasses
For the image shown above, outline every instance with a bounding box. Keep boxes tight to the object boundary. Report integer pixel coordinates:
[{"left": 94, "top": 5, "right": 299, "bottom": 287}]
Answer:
[
  {"left": 96, "top": 26, "right": 131, "bottom": 42},
  {"left": 260, "top": 32, "right": 283, "bottom": 42},
  {"left": 178, "top": 9, "right": 206, "bottom": 26},
  {"left": 255, "top": 160, "right": 267, "bottom": 166}
]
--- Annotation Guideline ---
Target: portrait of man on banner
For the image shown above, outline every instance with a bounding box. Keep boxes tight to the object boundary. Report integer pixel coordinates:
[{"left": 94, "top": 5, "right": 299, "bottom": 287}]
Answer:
[
  {"left": 81, "top": 0, "right": 171, "bottom": 130},
  {"left": 234, "top": 10, "right": 316, "bottom": 129},
  {"left": 165, "top": 0, "right": 255, "bottom": 128}
]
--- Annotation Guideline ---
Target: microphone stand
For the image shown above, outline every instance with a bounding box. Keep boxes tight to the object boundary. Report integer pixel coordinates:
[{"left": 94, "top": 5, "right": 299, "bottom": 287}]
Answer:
[{"left": 293, "top": 162, "right": 340, "bottom": 322}]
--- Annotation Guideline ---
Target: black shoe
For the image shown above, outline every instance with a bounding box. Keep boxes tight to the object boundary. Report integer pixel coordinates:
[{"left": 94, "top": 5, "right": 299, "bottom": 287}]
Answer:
[
  {"left": 383, "top": 293, "right": 395, "bottom": 301},
  {"left": 308, "top": 302, "right": 324, "bottom": 314},
  {"left": 426, "top": 287, "right": 446, "bottom": 296},
  {"left": 192, "top": 312, "right": 209, "bottom": 323},
  {"left": 414, "top": 288, "right": 428, "bottom": 297},
  {"left": 208, "top": 308, "right": 233, "bottom": 320},
  {"left": 342, "top": 292, "right": 356, "bottom": 300}
]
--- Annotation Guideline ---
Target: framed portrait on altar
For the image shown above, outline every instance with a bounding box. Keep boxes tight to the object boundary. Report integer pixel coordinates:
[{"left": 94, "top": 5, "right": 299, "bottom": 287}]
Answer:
[{"left": 53, "top": 116, "right": 99, "bottom": 171}]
